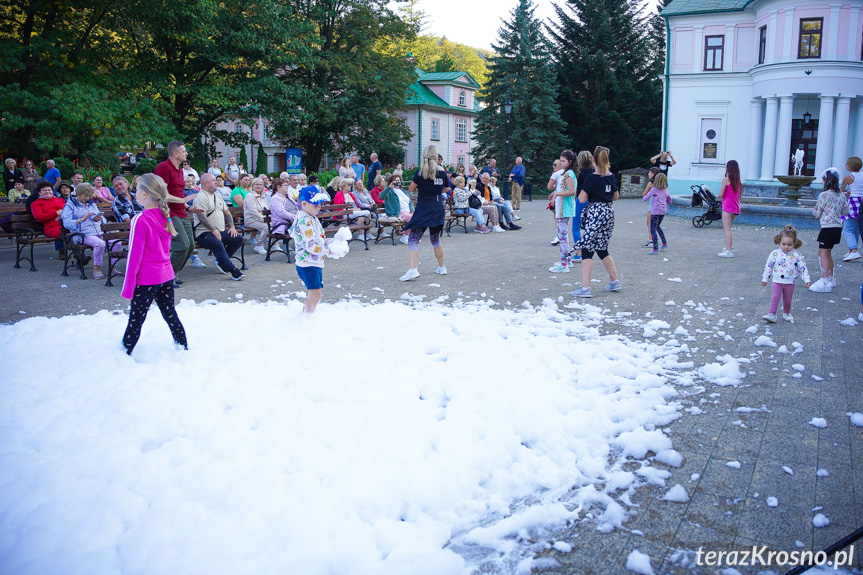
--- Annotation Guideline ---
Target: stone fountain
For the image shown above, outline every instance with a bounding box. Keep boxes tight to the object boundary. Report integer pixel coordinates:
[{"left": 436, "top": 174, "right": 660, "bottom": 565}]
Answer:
[{"left": 775, "top": 175, "right": 816, "bottom": 207}]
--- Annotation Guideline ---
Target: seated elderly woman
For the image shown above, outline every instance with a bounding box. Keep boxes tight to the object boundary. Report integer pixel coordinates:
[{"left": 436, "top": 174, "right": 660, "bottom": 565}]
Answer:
[
  {"left": 268, "top": 178, "right": 296, "bottom": 248},
  {"left": 243, "top": 177, "right": 271, "bottom": 254},
  {"left": 352, "top": 178, "right": 376, "bottom": 212},
  {"left": 379, "top": 173, "right": 415, "bottom": 244},
  {"left": 452, "top": 176, "right": 487, "bottom": 233},
  {"left": 369, "top": 175, "right": 386, "bottom": 204},
  {"left": 61, "top": 183, "right": 122, "bottom": 280},
  {"left": 467, "top": 178, "right": 502, "bottom": 232},
  {"left": 31, "top": 180, "right": 66, "bottom": 244},
  {"left": 333, "top": 177, "right": 373, "bottom": 240}
]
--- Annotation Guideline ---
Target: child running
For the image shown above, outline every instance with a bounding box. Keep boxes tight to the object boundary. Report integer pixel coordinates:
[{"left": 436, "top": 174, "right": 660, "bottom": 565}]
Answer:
[
  {"left": 121, "top": 173, "right": 187, "bottom": 355},
  {"left": 761, "top": 225, "right": 810, "bottom": 323},
  {"left": 810, "top": 167, "right": 849, "bottom": 292},
  {"left": 289, "top": 186, "right": 331, "bottom": 313},
  {"left": 642, "top": 173, "right": 671, "bottom": 254}
]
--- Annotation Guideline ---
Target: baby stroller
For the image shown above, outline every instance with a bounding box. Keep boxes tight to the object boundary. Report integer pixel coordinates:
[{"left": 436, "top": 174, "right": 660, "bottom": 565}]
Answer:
[{"left": 690, "top": 184, "right": 721, "bottom": 228}]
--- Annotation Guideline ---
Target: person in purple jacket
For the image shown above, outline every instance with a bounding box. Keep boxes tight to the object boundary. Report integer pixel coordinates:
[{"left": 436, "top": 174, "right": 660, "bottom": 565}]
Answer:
[
  {"left": 642, "top": 173, "right": 672, "bottom": 254},
  {"left": 121, "top": 173, "right": 188, "bottom": 355}
]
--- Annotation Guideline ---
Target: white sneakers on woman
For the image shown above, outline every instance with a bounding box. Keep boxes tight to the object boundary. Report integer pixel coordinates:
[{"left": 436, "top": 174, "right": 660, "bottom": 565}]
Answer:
[{"left": 399, "top": 268, "right": 420, "bottom": 281}]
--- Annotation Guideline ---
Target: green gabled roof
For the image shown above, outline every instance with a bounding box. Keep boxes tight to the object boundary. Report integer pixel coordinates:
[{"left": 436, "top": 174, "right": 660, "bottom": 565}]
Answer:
[
  {"left": 662, "top": 0, "right": 753, "bottom": 17},
  {"left": 416, "top": 69, "right": 482, "bottom": 89},
  {"left": 404, "top": 68, "right": 479, "bottom": 114}
]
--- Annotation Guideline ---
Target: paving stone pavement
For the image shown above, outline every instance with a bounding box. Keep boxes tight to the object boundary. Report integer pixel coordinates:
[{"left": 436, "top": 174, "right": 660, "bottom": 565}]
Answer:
[{"left": 1, "top": 198, "right": 861, "bottom": 574}]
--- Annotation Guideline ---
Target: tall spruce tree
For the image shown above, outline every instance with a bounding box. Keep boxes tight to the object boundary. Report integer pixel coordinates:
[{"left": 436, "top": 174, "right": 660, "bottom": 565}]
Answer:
[
  {"left": 473, "top": 0, "right": 566, "bottom": 181},
  {"left": 549, "top": 0, "right": 663, "bottom": 170}
]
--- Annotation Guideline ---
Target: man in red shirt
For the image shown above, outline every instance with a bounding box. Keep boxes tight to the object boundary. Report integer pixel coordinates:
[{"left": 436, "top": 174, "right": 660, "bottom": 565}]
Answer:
[{"left": 153, "top": 141, "right": 204, "bottom": 285}]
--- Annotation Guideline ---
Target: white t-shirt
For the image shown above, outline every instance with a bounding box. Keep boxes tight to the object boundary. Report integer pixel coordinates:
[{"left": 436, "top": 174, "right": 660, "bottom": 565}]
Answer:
[
  {"left": 224, "top": 164, "right": 241, "bottom": 183},
  {"left": 394, "top": 188, "right": 411, "bottom": 213},
  {"left": 288, "top": 185, "right": 301, "bottom": 200}
]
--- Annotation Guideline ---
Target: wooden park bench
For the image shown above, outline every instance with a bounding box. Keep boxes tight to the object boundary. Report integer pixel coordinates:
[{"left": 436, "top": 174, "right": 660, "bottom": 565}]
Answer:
[
  {"left": 102, "top": 221, "right": 131, "bottom": 287},
  {"left": 371, "top": 203, "right": 406, "bottom": 245},
  {"left": 262, "top": 209, "right": 293, "bottom": 263},
  {"left": 444, "top": 197, "right": 471, "bottom": 236},
  {"left": 11, "top": 213, "right": 62, "bottom": 272},
  {"left": 317, "top": 204, "right": 372, "bottom": 250}
]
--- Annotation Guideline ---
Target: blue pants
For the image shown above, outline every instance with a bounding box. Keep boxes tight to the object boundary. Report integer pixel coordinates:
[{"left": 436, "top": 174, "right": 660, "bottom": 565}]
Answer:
[
  {"left": 571, "top": 198, "right": 586, "bottom": 243},
  {"left": 843, "top": 216, "right": 861, "bottom": 251},
  {"left": 196, "top": 230, "right": 243, "bottom": 273}
]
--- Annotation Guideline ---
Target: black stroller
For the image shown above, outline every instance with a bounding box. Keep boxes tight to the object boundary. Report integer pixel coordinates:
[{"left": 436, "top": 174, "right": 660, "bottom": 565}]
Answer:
[{"left": 690, "top": 184, "right": 722, "bottom": 228}]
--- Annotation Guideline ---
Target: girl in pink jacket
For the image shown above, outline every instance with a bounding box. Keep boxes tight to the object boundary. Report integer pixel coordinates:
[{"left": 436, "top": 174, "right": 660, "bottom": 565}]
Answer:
[{"left": 121, "top": 173, "right": 187, "bottom": 355}]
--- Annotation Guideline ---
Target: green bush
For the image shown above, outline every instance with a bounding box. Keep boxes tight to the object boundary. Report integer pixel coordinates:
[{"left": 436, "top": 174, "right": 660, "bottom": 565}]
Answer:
[
  {"left": 133, "top": 158, "right": 157, "bottom": 175},
  {"left": 315, "top": 169, "right": 338, "bottom": 188},
  {"left": 82, "top": 149, "right": 121, "bottom": 176}
]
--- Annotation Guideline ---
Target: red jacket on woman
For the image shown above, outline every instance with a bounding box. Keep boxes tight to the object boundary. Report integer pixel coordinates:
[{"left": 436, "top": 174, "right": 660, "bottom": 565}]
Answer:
[{"left": 31, "top": 197, "right": 67, "bottom": 237}]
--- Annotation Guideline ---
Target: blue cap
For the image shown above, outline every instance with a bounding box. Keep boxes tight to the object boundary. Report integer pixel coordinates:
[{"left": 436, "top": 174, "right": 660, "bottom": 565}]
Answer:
[{"left": 298, "top": 186, "right": 329, "bottom": 205}]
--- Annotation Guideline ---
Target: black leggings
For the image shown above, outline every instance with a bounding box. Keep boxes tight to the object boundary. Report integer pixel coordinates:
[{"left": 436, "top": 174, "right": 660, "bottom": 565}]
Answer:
[
  {"left": 581, "top": 248, "right": 610, "bottom": 260},
  {"left": 123, "top": 280, "right": 187, "bottom": 354}
]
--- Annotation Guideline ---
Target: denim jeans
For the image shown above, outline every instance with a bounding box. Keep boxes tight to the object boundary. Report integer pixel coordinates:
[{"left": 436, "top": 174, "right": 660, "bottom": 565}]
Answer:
[
  {"left": 572, "top": 197, "right": 586, "bottom": 243},
  {"left": 842, "top": 216, "right": 861, "bottom": 251},
  {"left": 196, "top": 229, "right": 243, "bottom": 273},
  {"left": 495, "top": 201, "right": 514, "bottom": 224}
]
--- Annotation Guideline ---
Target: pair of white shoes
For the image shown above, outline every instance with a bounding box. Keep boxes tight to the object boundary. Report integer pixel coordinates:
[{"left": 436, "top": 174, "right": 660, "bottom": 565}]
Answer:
[
  {"left": 842, "top": 251, "right": 861, "bottom": 261},
  {"left": 762, "top": 312, "right": 793, "bottom": 323},
  {"left": 399, "top": 267, "right": 447, "bottom": 281},
  {"left": 808, "top": 276, "right": 836, "bottom": 293}
]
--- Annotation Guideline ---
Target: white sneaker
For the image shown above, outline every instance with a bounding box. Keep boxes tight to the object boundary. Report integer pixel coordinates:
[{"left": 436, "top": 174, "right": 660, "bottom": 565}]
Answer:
[
  {"left": 808, "top": 278, "right": 832, "bottom": 293},
  {"left": 492, "top": 225, "right": 505, "bottom": 233},
  {"left": 254, "top": 245, "right": 267, "bottom": 255},
  {"left": 435, "top": 266, "right": 447, "bottom": 275},
  {"left": 249, "top": 236, "right": 258, "bottom": 246},
  {"left": 717, "top": 248, "right": 734, "bottom": 258},
  {"left": 550, "top": 237, "right": 560, "bottom": 245},
  {"left": 762, "top": 312, "right": 777, "bottom": 323},
  {"left": 272, "top": 241, "right": 285, "bottom": 252},
  {"left": 858, "top": 312, "right": 863, "bottom": 322},
  {"left": 783, "top": 313, "right": 794, "bottom": 323},
  {"left": 189, "top": 255, "right": 207, "bottom": 268},
  {"left": 549, "top": 263, "right": 570, "bottom": 273},
  {"left": 827, "top": 276, "right": 837, "bottom": 288},
  {"left": 399, "top": 268, "right": 420, "bottom": 281},
  {"left": 379, "top": 232, "right": 392, "bottom": 239},
  {"left": 842, "top": 251, "right": 861, "bottom": 261},
  {"left": 400, "top": 235, "right": 409, "bottom": 245},
  {"left": 512, "top": 214, "right": 521, "bottom": 221}
]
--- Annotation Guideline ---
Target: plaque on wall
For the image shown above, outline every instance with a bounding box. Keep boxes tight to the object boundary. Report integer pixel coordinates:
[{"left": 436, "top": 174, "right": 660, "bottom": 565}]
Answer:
[{"left": 703, "top": 143, "right": 717, "bottom": 159}]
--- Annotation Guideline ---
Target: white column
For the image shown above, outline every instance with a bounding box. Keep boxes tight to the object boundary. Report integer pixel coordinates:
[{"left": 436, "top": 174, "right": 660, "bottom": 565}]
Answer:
[
  {"left": 747, "top": 98, "right": 765, "bottom": 180},
  {"left": 783, "top": 11, "right": 793, "bottom": 63},
  {"left": 848, "top": 9, "right": 860, "bottom": 61},
  {"left": 693, "top": 27, "right": 704, "bottom": 73},
  {"left": 767, "top": 13, "right": 778, "bottom": 63},
  {"left": 855, "top": 100, "right": 863, "bottom": 157},
  {"left": 774, "top": 95, "right": 795, "bottom": 176},
  {"left": 726, "top": 25, "right": 736, "bottom": 71},
  {"left": 833, "top": 96, "right": 852, "bottom": 172},
  {"left": 761, "top": 96, "right": 780, "bottom": 180},
  {"left": 814, "top": 95, "right": 836, "bottom": 176},
  {"left": 827, "top": 6, "right": 841, "bottom": 60}
]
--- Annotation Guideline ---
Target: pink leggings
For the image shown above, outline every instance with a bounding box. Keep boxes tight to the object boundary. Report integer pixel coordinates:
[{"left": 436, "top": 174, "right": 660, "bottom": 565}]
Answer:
[
  {"left": 83, "top": 234, "right": 122, "bottom": 267},
  {"left": 769, "top": 282, "right": 795, "bottom": 314}
]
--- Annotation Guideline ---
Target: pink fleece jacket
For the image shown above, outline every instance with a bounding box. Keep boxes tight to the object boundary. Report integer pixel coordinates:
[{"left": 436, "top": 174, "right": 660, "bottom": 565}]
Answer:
[{"left": 121, "top": 208, "right": 175, "bottom": 299}]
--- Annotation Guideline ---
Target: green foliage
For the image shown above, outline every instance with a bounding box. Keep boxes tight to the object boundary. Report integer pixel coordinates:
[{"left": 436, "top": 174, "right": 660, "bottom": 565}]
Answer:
[
  {"left": 238, "top": 146, "right": 249, "bottom": 173},
  {"left": 133, "top": 158, "right": 158, "bottom": 175},
  {"left": 434, "top": 53, "right": 456, "bottom": 73},
  {"left": 548, "top": 0, "right": 662, "bottom": 170},
  {"left": 474, "top": 0, "right": 566, "bottom": 177},
  {"left": 315, "top": 169, "right": 339, "bottom": 188},
  {"left": 255, "top": 144, "right": 268, "bottom": 177},
  {"left": 81, "top": 149, "right": 121, "bottom": 176},
  {"left": 266, "top": 0, "right": 415, "bottom": 172}
]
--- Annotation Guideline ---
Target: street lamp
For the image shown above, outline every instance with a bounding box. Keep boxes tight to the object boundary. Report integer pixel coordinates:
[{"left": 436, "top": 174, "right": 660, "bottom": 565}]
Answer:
[{"left": 504, "top": 99, "right": 512, "bottom": 199}]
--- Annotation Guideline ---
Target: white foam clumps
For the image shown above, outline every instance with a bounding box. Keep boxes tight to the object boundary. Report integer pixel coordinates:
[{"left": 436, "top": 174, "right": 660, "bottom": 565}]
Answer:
[
  {"left": 808, "top": 417, "right": 827, "bottom": 429},
  {"left": 839, "top": 317, "right": 859, "bottom": 326},
  {"left": 727, "top": 461, "right": 742, "bottom": 469},
  {"left": 849, "top": 412, "right": 863, "bottom": 427},
  {"left": 626, "top": 549, "right": 655, "bottom": 575},
  {"left": 766, "top": 497, "right": 778, "bottom": 507},
  {"left": 326, "top": 226, "right": 352, "bottom": 259},
  {"left": 698, "top": 354, "right": 743, "bottom": 387},
  {"left": 662, "top": 484, "right": 690, "bottom": 503},
  {"left": 754, "top": 335, "right": 777, "bottom": 347},
  {"left": 0, "top": 298, "right": 695, "bottom": 575},
  {"left": 813, "top": 513, "right": 830, "bottom": 527}
]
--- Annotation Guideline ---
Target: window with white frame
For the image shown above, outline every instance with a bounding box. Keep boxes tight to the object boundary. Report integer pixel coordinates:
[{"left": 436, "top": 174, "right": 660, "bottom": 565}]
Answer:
[
  {"left": 456, "top": 119, "right": 467, "bottom": 142},
  {"left": 458, "top": 91, "right": 466, "bottom": 106},
  {"left": 431, "top": 118, "right": 440, "bottom": 140},
  {"left": 457, "top": 155, "right": 465, "bottom": 166}
]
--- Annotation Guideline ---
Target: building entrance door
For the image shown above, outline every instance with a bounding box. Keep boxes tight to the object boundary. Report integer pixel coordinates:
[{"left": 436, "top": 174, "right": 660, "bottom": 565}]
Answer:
[{"left": 790, "top": 119, "right": 819, "bottom": 176}]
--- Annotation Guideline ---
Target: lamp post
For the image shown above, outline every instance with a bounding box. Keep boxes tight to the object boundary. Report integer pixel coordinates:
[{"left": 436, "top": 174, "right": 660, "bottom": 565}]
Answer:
[{"left": 504, "top": 99, "right": 512, "bottom": 199}]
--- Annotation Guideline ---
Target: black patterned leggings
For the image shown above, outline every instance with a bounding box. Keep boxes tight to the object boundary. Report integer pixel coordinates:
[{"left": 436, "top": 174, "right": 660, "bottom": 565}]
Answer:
[{"left": 123, "top": 280, "right": 187, "bottom": 354}]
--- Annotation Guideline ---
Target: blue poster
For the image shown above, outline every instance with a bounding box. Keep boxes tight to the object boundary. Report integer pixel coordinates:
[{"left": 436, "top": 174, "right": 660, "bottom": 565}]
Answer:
[{"left": 285, "top": 148, "right": 302, "bottom": 174}]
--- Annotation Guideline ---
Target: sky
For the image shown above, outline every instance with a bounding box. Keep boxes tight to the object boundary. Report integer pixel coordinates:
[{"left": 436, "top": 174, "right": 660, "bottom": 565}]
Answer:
[{"left": 414, "top": 0, "right": 561, "bottom": 52}]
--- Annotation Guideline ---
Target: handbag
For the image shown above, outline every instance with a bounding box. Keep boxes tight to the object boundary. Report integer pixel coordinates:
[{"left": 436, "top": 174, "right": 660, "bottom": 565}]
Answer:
[{"left": 468, "top": 193, "right": 482, "bottom": 209}]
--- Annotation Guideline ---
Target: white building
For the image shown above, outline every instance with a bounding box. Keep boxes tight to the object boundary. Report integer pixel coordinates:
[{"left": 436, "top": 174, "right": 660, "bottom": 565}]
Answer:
[{"left": 661, "top": 0, "right": 863, "bottom": 195}]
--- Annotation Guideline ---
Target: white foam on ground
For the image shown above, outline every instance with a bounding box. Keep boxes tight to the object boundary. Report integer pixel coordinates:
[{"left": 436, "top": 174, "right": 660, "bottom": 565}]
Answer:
[
  {"left": 662, "top": 484, "right": 690, "bottom": 503},
  {"left": 626, "top": 549, "right": 655, "bottom": 574},
  {"left": 809, "top": 417, "right": 827, "bottom": 428},
  {"left": 0, "top": 298, "right": 696, "bottom": 575}
]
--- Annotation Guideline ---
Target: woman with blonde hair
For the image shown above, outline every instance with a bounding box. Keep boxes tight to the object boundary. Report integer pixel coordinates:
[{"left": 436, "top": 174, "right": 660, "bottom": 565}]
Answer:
[
  {"left": 121, "top": 173, "right": 187, "bottom": 355},
  {"left": 339, "top": 158, "right": 355, "bottom": 179},
  {"left": 399, "top": 145, "right": 448, "bottom": 281},
  {"left": 244, "top": 177, "right": 271, "bottom": 254}
]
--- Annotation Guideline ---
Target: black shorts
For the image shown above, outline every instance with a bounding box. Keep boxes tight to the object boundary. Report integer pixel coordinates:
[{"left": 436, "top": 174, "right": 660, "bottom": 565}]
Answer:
[{"left": 817, "top": 227, "right": 842, "bottom": 249}]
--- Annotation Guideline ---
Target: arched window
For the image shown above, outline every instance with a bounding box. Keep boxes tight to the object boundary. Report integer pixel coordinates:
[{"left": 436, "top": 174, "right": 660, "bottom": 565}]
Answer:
[{"left": 459, "top": 91, "right": 466, "bottom": 106}]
